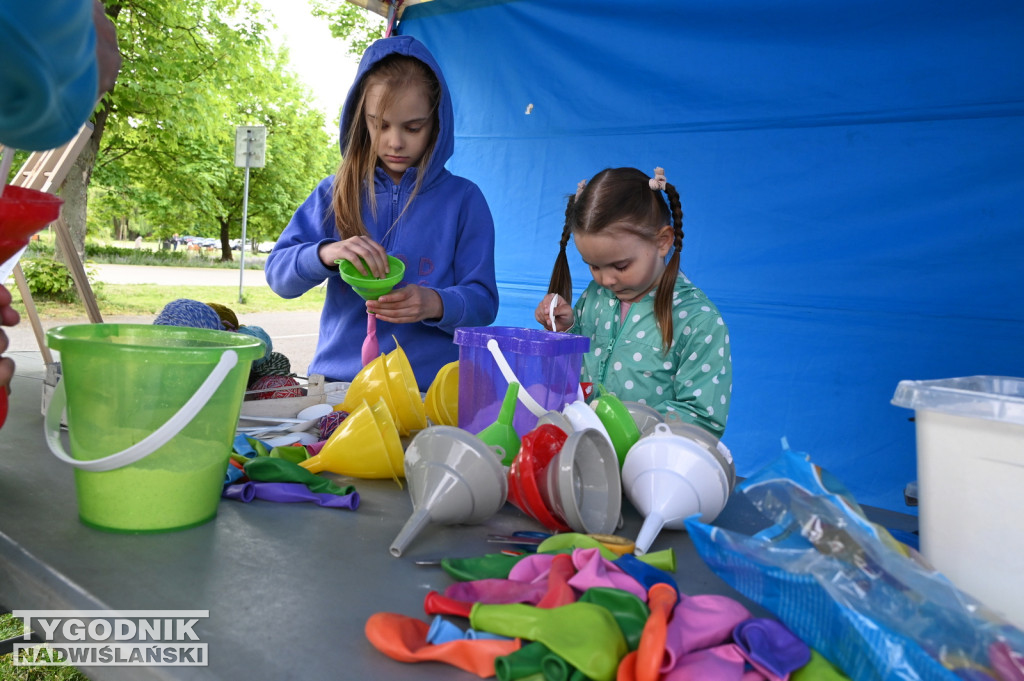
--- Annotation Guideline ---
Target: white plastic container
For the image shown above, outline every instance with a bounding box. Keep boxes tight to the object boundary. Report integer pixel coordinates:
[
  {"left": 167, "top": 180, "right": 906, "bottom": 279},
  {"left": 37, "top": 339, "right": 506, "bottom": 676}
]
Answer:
[{"left": 892, "top": 376, "right": 1024, "bottom": 629}]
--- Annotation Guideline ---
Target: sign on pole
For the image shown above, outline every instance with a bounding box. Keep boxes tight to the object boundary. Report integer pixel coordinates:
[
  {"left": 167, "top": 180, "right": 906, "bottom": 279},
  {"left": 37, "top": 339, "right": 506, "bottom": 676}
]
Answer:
[
  {"left": 234, "top": 126, "right": 266, "bottom": 168},
  {"left": 234, "top": 125, "right": 267, "bottom": 303}
]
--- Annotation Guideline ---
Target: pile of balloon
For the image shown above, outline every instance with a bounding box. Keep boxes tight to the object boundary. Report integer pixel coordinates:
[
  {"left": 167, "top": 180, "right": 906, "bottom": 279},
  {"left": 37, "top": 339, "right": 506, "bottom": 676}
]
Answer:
[{"left": 365, "top": 538, "right": 830, "bottom": 680}]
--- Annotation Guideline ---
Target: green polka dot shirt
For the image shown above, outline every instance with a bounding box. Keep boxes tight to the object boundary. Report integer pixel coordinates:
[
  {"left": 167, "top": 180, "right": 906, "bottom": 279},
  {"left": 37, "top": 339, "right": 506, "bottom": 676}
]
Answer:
[{"left": 569, "top": 275, "right": 732, "bottom": 437}]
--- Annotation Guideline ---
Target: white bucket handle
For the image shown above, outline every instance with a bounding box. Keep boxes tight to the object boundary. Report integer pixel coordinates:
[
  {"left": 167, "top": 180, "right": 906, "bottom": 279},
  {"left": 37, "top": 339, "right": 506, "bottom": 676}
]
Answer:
[
  {"left": 45, "top": 350, "right": 239, "bottom": 472},
  {"left": 485, "top": 338, "right": 547, "bottom": 417}
]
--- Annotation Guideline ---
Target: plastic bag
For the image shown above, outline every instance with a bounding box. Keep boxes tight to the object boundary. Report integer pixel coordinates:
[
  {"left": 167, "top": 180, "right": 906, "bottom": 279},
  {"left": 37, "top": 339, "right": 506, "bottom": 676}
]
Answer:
[{"left": 686, "top": 444, "right": 1024, "bottom": 681}]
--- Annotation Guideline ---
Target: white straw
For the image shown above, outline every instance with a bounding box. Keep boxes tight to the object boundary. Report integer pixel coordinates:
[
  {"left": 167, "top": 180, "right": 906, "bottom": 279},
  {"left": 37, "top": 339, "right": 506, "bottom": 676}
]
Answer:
[{"left": 0, "top": 147, "right": 15, "bottom": 199}]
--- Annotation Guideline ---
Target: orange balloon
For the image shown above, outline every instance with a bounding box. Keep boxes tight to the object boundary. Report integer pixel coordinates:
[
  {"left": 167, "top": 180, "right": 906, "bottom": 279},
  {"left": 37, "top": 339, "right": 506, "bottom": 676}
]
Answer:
[
  {"left": 364, "top": 612, "right": 519, "bottom": 677},
  {"left": 617, "top": 650, "right": 639, "bottom": 681},
  {"left": 634, "top": 583, "right": 678, "bottom": 681}
]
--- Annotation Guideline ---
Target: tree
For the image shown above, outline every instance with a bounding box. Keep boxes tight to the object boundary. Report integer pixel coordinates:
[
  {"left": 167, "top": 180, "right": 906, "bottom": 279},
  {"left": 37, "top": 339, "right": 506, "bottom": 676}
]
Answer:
[
  {"left": 65, "top": 0, "right": 341, "bottom": 262},
  {"left": 310, "top": 1, "right": 386, "bottom": 57}
]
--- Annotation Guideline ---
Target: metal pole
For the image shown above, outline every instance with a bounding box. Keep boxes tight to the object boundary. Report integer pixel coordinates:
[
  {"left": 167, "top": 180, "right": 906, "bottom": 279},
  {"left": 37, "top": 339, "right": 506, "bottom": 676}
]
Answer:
[{"left": 239, "top": 133, "right": 251, "bottom": 304}]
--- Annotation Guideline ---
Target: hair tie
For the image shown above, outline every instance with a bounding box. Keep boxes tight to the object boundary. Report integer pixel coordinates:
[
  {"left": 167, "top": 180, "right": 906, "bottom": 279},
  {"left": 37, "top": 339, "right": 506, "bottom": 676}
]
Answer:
[
  {"left": 575, "top": 180, "right": 588, "bottom": 199},
  {"left": 649, "top": 167, "right": 667, "bottom": 191}
]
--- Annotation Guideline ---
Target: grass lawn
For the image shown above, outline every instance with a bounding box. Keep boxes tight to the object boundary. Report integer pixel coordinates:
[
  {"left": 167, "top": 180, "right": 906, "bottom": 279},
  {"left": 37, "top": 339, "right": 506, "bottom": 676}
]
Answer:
[
  {"left": 0, "top": 613, "right": 87, "bottom": 681},
  {"left": 8, "top": 234, "right": 325, "bottom": 319}
]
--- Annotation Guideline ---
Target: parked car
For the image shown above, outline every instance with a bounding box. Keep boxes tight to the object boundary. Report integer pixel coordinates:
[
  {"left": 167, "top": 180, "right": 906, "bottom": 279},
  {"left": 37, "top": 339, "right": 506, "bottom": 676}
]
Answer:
[{"left": 258, "top": 241, "right": 276, "bottom": 253}]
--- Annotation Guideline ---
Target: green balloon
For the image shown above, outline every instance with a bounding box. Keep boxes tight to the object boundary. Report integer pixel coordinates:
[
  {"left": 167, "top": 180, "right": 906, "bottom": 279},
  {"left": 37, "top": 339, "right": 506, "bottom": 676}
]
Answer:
[{"left": 471, "top": 602, "right": 627, "bottom": 681}]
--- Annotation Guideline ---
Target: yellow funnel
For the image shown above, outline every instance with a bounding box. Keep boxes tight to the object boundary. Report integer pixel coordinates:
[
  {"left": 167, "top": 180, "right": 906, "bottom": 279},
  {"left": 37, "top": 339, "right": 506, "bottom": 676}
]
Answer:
[
  {"left": 385, "top": 339, "right": 427, "bottom": 432},
  {"left": 300, "top": 398, "right": 402, "bottom": 482},
  {"left": 425, "top": 361, "right": 459, "bottom": 426},
  {"left": 340, "top": 354, "right": 408, "bottom": 435},
  {"left": 366, "top": 396, "right": 405, "bottom": 484}
]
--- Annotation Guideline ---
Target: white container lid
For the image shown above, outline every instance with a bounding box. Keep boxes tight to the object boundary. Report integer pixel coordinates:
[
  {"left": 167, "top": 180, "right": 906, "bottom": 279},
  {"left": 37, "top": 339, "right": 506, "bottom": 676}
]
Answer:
[{"left": 891, "top": 375, "right": 1024, "bottom": 425}]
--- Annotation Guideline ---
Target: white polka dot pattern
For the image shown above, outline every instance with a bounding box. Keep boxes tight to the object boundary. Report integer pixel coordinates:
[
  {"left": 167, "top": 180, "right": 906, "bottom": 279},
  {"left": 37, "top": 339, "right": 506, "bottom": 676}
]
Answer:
[{"left": 571, "top": 277, "right": 732, "bottom": 437}]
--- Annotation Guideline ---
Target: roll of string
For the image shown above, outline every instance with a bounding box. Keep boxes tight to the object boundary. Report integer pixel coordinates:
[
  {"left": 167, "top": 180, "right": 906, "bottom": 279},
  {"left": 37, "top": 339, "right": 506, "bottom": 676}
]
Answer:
[{"left": 153, "top": 299, "right": 222, "bottom": 330}]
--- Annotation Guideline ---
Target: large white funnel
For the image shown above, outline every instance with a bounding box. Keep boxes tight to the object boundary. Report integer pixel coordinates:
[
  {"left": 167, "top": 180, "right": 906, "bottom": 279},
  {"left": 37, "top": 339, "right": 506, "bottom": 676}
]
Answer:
[
  {"left": 621, "top": 423, "right": 733, "bottom": 555},
  {"left": 390, "top": 426, "right": 508, "bottom": 557}
]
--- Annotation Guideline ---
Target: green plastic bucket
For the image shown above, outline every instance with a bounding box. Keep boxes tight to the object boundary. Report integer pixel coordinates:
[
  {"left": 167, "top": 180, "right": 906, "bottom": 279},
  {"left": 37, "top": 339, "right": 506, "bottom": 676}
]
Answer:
[{"left": 45, "top": 324, "right": 265, "bottom": 533}]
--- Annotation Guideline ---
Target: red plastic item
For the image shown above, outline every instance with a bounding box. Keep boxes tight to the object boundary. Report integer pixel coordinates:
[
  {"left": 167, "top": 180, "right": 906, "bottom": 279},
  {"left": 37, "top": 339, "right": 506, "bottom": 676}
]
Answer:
[
  {"left": 424, "top": 590, "right": 473, "bottom": 618},
  {"left": 0, "top": 186, "right": 63, "bottom": 430},
  {"left": 507, "top": 424, "right": 570, "bottom": 531},
  {"left": 365, "top": 612, "right": 519, "bottom": 677},
  {"left": 0, "top": 186, "right": 63, "bottom": 259}
]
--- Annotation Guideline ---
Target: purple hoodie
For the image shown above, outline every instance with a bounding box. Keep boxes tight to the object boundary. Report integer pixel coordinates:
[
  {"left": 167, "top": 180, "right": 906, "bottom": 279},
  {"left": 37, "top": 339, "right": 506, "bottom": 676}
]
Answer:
[{"left": 265, "top": 36, "right": 498, "bottom": 389}]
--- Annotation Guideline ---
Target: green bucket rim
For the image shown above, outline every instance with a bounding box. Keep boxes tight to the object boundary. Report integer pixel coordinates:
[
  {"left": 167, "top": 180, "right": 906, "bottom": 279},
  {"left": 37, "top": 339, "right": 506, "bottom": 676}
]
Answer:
[{"left": 46, "top": 323, "right": 266, "bottom": 361}]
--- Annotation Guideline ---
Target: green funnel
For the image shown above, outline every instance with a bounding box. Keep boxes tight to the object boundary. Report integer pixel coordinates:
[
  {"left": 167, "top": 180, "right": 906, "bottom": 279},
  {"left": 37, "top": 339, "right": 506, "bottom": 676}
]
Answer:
[
  {"left": 477, "top": 382, "right": 521, "bottom": 466},
  {"left": 591, "top": 384, "right": 642, "bottom": 466},
  {"left": 337, "top": 255, "right": 405, "bottom": 300}
]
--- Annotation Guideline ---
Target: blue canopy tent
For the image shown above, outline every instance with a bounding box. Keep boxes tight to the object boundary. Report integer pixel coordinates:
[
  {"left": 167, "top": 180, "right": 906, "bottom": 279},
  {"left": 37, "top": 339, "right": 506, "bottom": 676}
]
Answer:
[{"left": 382, "top": 0, "right": 1023, "bottom": 511}]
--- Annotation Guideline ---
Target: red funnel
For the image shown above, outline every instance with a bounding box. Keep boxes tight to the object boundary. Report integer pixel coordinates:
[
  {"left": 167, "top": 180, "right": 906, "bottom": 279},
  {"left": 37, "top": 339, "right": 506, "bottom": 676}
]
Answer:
[
  {"left": 1, "top": 185, "right": 62, "bottom": 429},
  {"left": 0, "top": 186, "right": 63, "bottom": 262},
  {"left": 507, "top": 424, "right": 570, "bottom": 532}
]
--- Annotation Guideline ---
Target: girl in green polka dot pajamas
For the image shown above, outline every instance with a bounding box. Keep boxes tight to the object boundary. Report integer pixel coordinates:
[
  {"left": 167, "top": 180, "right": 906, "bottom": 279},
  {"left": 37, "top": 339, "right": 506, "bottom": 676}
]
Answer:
[{"left": 535, "top": 167, "right": 732, "bottom": 437}]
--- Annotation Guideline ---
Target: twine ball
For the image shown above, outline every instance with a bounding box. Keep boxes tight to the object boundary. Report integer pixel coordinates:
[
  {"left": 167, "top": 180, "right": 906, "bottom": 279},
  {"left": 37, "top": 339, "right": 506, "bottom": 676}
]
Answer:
[
  {"left": 249, "top": 375, "right": 302, "bottom": 400},
  {"left": 237, "top": 325, "right": 273, "bottom": 366},
  {"left": 206, "top": 302, "right": 239, "bottom": 331},
  {"left": 318, "top": 410, "right": 348, "bottom": 440},
  {"left": 250, "top": 352, "right": 291, "bottom": 381},
  {"left": 153, "top": 299, "right": 222, "bottom": 330}
]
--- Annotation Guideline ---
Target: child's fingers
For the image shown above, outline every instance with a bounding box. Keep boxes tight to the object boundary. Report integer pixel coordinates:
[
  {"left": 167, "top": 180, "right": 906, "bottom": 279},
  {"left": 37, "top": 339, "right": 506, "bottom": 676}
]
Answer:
[
  {"left": 336, "top": 236, "right": 388, "bottom": 276},
  {"left": 535, "top": 295, "right": 556, "bottom": 329}
]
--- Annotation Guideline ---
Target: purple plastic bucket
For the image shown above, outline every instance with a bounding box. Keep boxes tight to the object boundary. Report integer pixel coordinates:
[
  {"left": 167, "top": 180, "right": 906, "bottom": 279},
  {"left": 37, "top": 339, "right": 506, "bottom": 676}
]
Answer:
[{"left": 454, "top": 327, "right": 590, "bottom": 437}]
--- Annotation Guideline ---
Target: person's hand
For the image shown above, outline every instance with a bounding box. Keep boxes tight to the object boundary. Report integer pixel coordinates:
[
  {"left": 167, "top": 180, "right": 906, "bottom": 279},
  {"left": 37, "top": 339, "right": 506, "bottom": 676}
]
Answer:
[
  {"left": 367, "top": 284, "right": 443, "bottom": 324},
  {"left": 93, "top": 0, "right": 122, "bottom": 97},
  {"left": 320, "top": 236, "right": 390, "bottom": 278},
  {"left": 535, "top": 293, "right": 573, "bottom": 332},
  {"left": 1, "top": 284, "right": 20, "bottom": 395}
]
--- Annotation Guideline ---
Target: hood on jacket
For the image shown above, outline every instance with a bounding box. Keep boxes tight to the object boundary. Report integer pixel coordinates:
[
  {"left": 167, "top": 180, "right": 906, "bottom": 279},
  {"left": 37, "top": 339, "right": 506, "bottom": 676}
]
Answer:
[{"left": 338, "top": 35, "right": 454, "bottom": 186}]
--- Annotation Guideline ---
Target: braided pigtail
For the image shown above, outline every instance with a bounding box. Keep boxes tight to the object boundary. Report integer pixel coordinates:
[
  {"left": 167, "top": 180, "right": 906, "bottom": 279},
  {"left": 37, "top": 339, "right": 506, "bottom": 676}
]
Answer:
[
  {"left": 546, "top": 193, "right": 577, "bottom": 303},
  {"left": 653, "top": 180, "right": 684, "bottom": 353}
]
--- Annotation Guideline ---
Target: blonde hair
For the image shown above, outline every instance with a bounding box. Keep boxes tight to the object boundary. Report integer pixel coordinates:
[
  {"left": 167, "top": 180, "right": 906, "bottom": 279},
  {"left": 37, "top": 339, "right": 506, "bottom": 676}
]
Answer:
[
  {"left": 331, "top": 54, "right": 441, "bottom": 239},
  {"left": 547, "top": 167, "right": 684, "bottom": 352}
]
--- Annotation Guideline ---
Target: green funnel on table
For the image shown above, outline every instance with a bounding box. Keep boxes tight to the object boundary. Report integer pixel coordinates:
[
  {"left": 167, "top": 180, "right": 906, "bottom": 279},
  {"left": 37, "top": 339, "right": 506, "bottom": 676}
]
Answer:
[{"left": 477, "top": 382, "right": 521, "bottom": 466}]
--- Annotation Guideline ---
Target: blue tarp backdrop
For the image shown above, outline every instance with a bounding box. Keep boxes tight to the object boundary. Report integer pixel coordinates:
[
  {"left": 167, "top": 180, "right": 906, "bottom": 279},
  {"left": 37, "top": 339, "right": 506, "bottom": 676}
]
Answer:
[{"left": 399, "top": 0, "right": 1024, "bottom": 511}]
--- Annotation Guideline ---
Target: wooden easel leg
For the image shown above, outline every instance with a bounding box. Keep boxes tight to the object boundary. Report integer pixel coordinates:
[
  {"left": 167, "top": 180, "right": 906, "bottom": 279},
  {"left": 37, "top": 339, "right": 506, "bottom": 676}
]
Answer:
[
  {"left": 53, "top": 216, "right": 102, "bottom": 323},
  {"left": 11, "top": 263, "right": 54, "bottom": 365}
]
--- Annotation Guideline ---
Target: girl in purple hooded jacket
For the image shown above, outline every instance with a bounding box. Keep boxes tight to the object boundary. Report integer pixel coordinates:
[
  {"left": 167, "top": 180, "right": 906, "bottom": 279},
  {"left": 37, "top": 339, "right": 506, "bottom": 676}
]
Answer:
[{"left": 266, "top": 36, "right": 498, "bottom": 390}]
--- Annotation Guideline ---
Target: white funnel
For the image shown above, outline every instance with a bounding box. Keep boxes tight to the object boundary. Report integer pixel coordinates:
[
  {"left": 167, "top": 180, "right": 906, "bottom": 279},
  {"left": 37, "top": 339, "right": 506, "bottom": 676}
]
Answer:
[
  {"left": 621, "top": 423, "right": 732, "bottom": 555},
  {"left": 390, "top": 426, "right": 507, "bottom": 557}
]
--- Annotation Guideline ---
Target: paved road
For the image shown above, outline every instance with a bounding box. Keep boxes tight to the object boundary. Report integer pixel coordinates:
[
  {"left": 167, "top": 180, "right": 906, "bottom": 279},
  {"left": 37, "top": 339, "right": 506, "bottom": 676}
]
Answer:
[{"left": 5, "top": 264, "right": 321, "bottom": 378}]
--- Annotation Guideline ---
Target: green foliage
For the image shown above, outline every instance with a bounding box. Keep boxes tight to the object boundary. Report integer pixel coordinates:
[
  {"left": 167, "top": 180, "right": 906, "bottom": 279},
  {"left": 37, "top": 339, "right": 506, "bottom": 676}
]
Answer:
[
  {"left": 19, "top": 259, "right": 89, "bottom": 302},
  {"left": 89, "top": 0, "right": 341, "bottom": 257},
  {"left": 85, "top": 243, "right": 190, "bottom": 264},
  {"left": 84, "top": 244, "right": 266, "bottom": 269},
  {"left": 310, "top": 1, "right": 386, "bottom": 56},
  {"left": 25, "top": 238, "right": 54, "bottom": 257}
]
